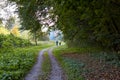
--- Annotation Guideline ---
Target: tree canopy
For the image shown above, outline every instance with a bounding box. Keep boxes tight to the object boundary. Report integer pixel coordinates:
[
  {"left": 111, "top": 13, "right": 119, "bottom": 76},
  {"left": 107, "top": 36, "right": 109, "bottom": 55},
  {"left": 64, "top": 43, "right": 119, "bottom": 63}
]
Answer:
[{"left": 9, "top": 0, "right": 120, "bottom": 52}]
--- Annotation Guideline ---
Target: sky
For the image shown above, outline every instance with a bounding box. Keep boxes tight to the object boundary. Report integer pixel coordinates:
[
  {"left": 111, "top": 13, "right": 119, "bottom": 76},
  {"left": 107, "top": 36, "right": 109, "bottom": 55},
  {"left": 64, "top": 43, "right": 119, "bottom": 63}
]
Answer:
[
  {"left": 0, "top": 0, "right": 54, "bottom": 30},
  {"left": 49, "top": 31, "right": 55, "bottom": 40},
  {"left": 0, "top": 0, "right": 63, "bottom": 41},
  {"left": 49, "top": 30, "right": 63, "bottom": 41}
]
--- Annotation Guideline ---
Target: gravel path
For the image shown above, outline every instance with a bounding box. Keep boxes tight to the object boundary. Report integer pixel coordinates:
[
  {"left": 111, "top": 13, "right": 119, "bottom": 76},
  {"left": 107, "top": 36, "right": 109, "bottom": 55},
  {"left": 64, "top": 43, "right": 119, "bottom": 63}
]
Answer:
[
  {"left": 25, "top": 48, "right": 65, "bottom": 80},
  {"left": 48, "top": 48, "right": 65, "bottom": 80},
  {"left": 25, "top": 49, "right": 47, "bottom": 80}
]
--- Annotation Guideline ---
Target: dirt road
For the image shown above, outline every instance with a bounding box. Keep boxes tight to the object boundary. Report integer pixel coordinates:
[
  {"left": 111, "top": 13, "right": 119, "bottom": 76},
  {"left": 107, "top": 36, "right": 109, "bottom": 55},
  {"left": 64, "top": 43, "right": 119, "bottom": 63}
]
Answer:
[
  {"left": 24, "top": 48, "right": 65, "bottom": 80},
  {"left": 25, "top": 49, "right": 47, "bottom": 80},
  {"left": 48, "top": 48, "right": 64, "bottom": 80}
]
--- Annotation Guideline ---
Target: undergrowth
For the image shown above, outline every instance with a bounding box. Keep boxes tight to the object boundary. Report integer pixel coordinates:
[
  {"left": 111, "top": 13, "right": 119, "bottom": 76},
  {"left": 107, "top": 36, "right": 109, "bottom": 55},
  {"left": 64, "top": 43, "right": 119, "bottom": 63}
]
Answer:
[
  {"left": 53, "top": 45, "right": 85, "bottom": 80},
  {"left": 53, "top": 45, "right": 120, "bottom": 80},
  {"left": 0, "top": 43, "right": 53, "bottom": 80}
]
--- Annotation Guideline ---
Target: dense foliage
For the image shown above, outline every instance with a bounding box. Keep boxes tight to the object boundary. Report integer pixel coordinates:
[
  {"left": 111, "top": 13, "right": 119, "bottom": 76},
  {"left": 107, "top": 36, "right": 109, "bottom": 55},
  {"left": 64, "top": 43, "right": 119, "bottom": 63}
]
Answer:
[
  {"left": 9, "top": 0, "right": 48, "bottom": 45},
  {"left": 50, "top": 0, "right": 120, "bottom": 52},
  {"left": 0, "top": 34, "right": 31, "bottom": 49},
  {"left": 9, "top": 0, "right": 120, "bottom": 52},
  {"left": 0, "top": 42, "right": 53, "bottom": 80},
  {"left": 0, "top": 48, "right": 36, "bottom": 80}
]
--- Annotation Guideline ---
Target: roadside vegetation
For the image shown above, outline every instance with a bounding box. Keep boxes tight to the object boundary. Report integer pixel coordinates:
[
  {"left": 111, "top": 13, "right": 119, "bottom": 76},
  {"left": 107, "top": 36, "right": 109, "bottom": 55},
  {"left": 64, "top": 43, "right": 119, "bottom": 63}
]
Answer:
[
  {"left": 0, "top": 34, "right": 31, "bottom": 50},
  {"left": 53, "top": 45, "right": 84, "bottom": 80},
  {"left": 53, "top": 45, "right": 120, "bottom": 80},
  {"left": 0, "top": 34, "right": 53, "bottom": 80}
]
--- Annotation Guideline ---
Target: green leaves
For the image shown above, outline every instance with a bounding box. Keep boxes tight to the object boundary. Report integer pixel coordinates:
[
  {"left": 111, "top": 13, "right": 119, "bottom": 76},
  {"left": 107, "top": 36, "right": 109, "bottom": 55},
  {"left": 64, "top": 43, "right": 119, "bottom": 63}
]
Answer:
[
  {"left": 62, "top": 58, "right": 85, "bottom": 80},
  {"left": 0, "top": 43, "right": 53, "bottom": 80},
  {"left": 0, "top": 34, "right": 31, "bottom": 49},
  {"left": 9, "top": 0, "right": 120, "bottom": 51},
  {"left": 53, "top": 0, "right": 120, "bottom": 51},
  {"left": 0, "top": 48, "right": 35, "bottom": 80}
]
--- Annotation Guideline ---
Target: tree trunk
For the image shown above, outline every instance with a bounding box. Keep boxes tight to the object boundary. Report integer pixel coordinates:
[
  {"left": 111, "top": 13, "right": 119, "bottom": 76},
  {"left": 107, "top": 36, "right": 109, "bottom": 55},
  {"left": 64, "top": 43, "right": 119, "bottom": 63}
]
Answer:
[{"left": 34, "top": 32, "right": 37, "bottom": 46}]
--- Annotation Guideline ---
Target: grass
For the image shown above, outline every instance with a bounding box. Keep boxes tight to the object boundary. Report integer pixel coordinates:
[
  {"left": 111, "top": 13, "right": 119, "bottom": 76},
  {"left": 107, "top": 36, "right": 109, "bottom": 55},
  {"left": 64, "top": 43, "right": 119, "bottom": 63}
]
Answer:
[
  {"left": 91, "top": 51, "right": 120, "bottom": 67},
  {"left": 0, "top": 42, "right": 53, "bottom": 80},
  {"left": 53, "top": 45, "right": 120, "bottom": 80},
  {"left": 53, "top": 45, "right": 85, "bottom": 80},
  {"left": 39, "top": 52, "right": 51, "bottom": 80}
]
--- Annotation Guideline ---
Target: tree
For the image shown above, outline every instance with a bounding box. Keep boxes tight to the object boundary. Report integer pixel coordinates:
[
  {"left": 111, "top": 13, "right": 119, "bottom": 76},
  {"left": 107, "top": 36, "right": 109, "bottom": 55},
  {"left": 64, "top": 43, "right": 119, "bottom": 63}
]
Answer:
[
  {"left": 9, "top": 0, "right": 120, "bottom": 51},
  {"left": 5, "top": 17, "right": 15, "bottom": 30},
  {"left": 48, "top": 0, "right": 120, "bottom": 51},
  {"left": 9, "top": 0, "right": 51, "bottom": 45},
  {"left": 11, "top": 25, "right": 20, "bottom": 36}
]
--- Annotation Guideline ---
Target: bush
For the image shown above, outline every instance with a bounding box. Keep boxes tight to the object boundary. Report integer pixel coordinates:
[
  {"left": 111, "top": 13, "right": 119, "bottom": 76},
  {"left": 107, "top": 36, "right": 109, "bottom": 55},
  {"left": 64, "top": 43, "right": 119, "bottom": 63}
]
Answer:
[
  {"left": 0, "top": 34, "right": 31, "bottom": 49},
  {"left": 0, "top": 42, "right": 53, "bottom": 80}
]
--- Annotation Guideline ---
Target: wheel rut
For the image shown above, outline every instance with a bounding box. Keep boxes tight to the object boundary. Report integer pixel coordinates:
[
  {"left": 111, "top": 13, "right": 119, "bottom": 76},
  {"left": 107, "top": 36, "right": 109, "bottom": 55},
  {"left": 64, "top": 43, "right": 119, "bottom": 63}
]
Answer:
[
  {"left": 25, "top": 49, "right": 47, "bottom": 80},
  {"left": 24, "top": 47, "right": 65, "bottom": 80},
  {"left": 48, "top": 48, "right": 65, "bottom": 80}
]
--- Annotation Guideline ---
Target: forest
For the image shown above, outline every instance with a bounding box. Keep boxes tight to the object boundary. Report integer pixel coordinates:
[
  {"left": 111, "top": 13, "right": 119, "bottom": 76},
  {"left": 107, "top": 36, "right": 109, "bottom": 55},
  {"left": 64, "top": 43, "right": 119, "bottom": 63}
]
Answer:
[{"left": 8, "top": 0, "right": 120, "bottom": 52}]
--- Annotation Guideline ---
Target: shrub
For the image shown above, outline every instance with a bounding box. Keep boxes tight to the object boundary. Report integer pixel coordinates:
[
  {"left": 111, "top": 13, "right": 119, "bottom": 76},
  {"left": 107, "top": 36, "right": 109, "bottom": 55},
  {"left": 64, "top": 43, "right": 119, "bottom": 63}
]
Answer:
[{"left": 0, "top": 34, "right": 31, "bottom": 49}]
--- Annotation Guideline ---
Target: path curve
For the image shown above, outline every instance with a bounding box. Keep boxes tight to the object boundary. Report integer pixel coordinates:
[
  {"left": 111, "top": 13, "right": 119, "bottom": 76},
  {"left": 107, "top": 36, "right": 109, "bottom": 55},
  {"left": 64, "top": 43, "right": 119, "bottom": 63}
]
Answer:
[
  {"left": 48, "top": 48, "right": 65, "bottom": 80},
  {"left": 25, "top": 49, "right": 47, "bottom": 80}
]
